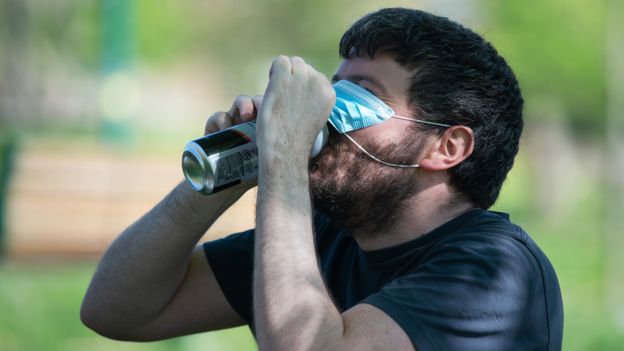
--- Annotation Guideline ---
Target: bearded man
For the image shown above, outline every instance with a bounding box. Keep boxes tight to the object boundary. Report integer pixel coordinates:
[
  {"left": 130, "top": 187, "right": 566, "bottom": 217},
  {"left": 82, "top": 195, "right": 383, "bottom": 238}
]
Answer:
[{"left": 81, "top": 8, "right": 563, "bottom": 351}]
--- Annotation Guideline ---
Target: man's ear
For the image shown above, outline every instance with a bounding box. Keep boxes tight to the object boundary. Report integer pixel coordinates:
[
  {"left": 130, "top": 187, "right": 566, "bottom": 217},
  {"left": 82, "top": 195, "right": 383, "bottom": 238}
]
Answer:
[{"left": 419, "top": 126, "right": 474, "bottom": 171}]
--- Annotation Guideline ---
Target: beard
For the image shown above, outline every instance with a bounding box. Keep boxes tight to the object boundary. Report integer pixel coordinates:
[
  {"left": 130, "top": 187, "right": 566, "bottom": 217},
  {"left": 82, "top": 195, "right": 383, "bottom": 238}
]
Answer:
[{"left": 309, "top": 125, "right": 424, "bottom": 239}]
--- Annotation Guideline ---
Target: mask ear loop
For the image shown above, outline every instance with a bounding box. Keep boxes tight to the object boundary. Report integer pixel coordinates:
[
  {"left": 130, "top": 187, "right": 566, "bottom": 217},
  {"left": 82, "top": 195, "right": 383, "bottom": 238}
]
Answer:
[
  {"left": 341, "top": 132, "right": 421, "bottom": 169},
  {"left": 338, "top": 117, "right": 451, "bottom": 169},
  {"left": 392, "top": 115, "right": 452, "bottom": 128}
]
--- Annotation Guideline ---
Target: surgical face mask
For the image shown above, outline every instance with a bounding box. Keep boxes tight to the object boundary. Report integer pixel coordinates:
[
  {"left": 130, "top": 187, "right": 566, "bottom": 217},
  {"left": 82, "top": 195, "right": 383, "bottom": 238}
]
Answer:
[{"left": 328, "top": 80, "right": 451, "bottom": 168}]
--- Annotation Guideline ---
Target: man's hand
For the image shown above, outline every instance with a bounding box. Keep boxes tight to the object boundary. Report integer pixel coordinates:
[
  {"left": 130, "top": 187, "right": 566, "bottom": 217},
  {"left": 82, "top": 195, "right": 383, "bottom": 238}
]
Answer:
[
  {"left": 205, "top": 94, "right": 263, "bottom": 134},
  {"left": 256, "top": 56, "right": 335, "bottom": 167}
]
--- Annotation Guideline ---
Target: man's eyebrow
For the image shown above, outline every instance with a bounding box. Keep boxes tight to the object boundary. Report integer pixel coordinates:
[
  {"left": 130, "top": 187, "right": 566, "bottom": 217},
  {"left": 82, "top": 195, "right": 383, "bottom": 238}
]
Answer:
[{"left": 331, "top": 74, "right": 388, "bottom": 96}]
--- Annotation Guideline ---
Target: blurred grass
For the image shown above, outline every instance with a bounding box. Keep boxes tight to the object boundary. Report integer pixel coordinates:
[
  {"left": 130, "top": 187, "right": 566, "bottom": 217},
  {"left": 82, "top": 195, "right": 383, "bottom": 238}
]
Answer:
[{"left": 0, "top": 262, "right": 257, "bottom": 351}]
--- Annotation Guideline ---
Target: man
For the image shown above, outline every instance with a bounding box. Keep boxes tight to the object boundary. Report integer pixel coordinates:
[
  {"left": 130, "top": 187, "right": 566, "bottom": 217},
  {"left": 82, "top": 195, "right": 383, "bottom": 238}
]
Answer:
[{"left": 81, "top": 8, "right": 563, "bottom": 351}]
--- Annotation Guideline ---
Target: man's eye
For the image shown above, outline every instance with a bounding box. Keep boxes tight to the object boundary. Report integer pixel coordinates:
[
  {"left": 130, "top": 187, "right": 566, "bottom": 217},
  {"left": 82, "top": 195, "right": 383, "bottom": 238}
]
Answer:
[{"left": 362, "top": 86, "right": 376, "bottom": 95}]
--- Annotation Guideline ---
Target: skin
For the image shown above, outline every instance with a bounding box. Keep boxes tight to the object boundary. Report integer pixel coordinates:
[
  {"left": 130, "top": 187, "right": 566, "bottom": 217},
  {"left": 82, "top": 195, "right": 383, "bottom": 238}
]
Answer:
[{"left": 81, "top": 53, "right": 474, "bottom": 350}]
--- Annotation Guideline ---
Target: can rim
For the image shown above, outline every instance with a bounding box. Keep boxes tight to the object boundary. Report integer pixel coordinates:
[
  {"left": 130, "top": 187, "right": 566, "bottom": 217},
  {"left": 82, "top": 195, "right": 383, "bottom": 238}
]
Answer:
[{"left": 182, "top": 141, "right": 214, "bottom": 194}]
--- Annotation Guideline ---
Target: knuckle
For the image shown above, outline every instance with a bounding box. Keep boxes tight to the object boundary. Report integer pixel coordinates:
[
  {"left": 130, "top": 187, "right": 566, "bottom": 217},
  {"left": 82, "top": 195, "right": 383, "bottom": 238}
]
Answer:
[
  {"left": 214, "top": 111, "right": 228, "bottom": 122},
  {"left": 207, "top": 111, "right": 226, "bottom": 126},
  {"left": 272, "top": 55, "right": 289, "bottom": 67},
  {"left": 235, "top": 95, "right": 250, "bottom": 104},
  {"left": 251, "top": 96, "right": 263, "bottom": 111},
  {"left": 205, "top": 113, "right": 224, "bottom": 134},
  {"left": 316, "top": 74, "right": 331, "bottom": 87},
  {"left": 208, "top": 111, "right": 225, "bottom": 120},
  {"left": 217, "top": 117, "right": 232, "bottom": 129}
]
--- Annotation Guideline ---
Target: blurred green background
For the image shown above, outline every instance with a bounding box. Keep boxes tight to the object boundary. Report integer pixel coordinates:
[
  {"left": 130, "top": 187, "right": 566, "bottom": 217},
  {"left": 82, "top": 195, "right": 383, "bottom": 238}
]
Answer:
[{"left": 1, "top": 0, "right": 623, "bottom": 350}]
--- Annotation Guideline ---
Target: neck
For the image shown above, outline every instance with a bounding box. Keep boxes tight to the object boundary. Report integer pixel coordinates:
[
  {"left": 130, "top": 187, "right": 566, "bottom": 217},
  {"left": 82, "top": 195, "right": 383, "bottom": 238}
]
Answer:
[{"left": 353, "top": 183, "right": 475, "bottom": 251}]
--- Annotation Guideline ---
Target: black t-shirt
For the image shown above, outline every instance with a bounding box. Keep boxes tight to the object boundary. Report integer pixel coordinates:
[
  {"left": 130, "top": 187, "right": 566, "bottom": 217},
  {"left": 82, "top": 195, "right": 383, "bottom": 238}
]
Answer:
[{"left": 203, "top": 209, "right": 563, "bottom": 351}]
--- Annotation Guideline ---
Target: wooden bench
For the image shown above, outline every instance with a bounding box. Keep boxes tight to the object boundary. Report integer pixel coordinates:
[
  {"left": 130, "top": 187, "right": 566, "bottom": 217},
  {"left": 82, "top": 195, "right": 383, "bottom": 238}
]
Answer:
[{"left": 5, "top": 139, "right": 256, "bottom": 259}]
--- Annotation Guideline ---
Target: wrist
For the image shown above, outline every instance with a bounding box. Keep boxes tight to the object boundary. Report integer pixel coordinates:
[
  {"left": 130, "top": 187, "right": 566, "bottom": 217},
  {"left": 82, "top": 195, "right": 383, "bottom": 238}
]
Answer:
[
  {"left": 168, "top": 181, "right": 247, "bottom": 223},
  {"left": 258, "top": 151, "right": 309, "bottom": 184},
  {"left": 257, "top": 157, "right": 310, "bottom": 209}
]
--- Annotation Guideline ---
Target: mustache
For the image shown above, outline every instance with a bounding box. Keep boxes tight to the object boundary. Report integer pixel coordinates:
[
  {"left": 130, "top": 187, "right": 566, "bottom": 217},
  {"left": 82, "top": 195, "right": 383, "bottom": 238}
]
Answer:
[
  {"left": 324, "top": 124, "right": 366, "bottom": 153},
  {"left": 322, "top": 125, "right": 407, "bottom": 164}
]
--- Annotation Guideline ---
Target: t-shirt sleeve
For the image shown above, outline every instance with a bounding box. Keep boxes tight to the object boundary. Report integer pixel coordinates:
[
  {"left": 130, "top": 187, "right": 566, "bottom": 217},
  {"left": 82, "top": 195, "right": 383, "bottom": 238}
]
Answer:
[
  {"left": 203, "top": 229, "right": 255, "bottom": 325},
  {"left": 362, "top": 233, "right": 549, "bottom": 351},
  {"left": 202, "top": 212, "right": 333, "bottom": 327}
]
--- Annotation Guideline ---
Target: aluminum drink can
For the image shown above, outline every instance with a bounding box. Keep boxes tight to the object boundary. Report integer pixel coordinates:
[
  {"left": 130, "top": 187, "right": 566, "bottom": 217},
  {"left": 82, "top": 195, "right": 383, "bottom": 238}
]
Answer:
[{"left": 182, "top": 121, "right": 329, "bottom": 195}]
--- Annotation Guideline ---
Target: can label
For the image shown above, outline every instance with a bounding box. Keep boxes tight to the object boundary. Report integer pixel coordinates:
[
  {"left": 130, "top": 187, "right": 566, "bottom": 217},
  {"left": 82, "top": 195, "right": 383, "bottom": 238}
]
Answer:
[
  {"left": 207, "top": 121, "right": 258, "bottom": 189},
  {"left": 182, "top": 120, "right": 328, "bottom": 195},
  {"left": 208, "top": 142, "right": 258, "bottom": 188}
]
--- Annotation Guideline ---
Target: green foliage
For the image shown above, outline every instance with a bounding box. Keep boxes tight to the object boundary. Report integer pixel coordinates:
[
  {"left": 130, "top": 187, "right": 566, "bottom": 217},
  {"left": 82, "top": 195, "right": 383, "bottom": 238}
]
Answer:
[
  {"left": 133, "top": 0, "right": 376, "bottom": 87},
  {"left": 27, "top": 2, "right": 101, "bottom": 69},
  {"left": 0, "top": 135, "right": 16, "bottom": 258},
  {"left": 0, "top": 263, "right": 256, "bottom": 351},
  {"left": 130, "top": 0, "right": 608, "bottom": 131},
  {"left": 135, "top": 0, "right": 200, "bottom": 66},
  {"left": 484, "top": 0, "right": 606, "bottom": 133},
  {"left": 0, "top": 1, "right": 608, "bottom": 131}
]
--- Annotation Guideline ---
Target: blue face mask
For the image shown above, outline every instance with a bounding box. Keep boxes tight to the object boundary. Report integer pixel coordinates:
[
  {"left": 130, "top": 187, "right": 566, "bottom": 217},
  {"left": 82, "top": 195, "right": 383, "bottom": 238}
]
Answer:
[
  {"left": 328, "top": 80, "right": 394, "bottom": 133},
  {"left": 327, "top": 79, "right": 451, "bottom": 168}
]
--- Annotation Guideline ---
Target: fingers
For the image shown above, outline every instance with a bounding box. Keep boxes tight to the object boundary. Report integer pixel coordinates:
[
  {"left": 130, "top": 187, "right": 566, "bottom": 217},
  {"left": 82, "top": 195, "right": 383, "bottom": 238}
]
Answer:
[
  {"left": 204, "top": 94, "right": 264, "bottom": 135},
  {"left": 290, "top": 56, "right": 307, "bottom": 77},
  {"left": 228, "top": 95, "right": 256, "bottom": 123},
  {"left": 251, "top": 95, "right": 263, "bottom": 115},
  {"left": 269, "top": 56, "right": 330, "bottom": 89},
  {"left": 204, "top": 111, "right": 232, "bottom": 135},
  {"left": 270, "top": 56, "right": 309, "bottom": 79},
  {"left": 269, "top": 55, "right": 291, "bottom": 81}
]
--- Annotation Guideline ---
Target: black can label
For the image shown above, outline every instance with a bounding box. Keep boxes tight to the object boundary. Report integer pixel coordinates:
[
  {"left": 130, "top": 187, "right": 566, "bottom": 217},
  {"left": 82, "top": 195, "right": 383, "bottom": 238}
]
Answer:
[{"left": 207, "top": 122, "right": 259, "bottom": 188}]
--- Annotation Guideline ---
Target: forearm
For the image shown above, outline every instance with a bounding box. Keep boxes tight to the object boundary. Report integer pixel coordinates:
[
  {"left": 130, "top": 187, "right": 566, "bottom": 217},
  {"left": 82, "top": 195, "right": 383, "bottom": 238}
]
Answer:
[
  {"left": 82, "top": 180, "right": 246, "bottom": 332},
  {"left": 254, "top": 159, "right": 343, "bottom": 351}
]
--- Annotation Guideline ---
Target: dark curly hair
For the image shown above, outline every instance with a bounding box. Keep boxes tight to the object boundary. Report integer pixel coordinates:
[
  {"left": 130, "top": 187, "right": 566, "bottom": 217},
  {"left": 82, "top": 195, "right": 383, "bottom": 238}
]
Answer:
[{"left": 339, "top": 8, "right": 524, "bottom": 209}]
